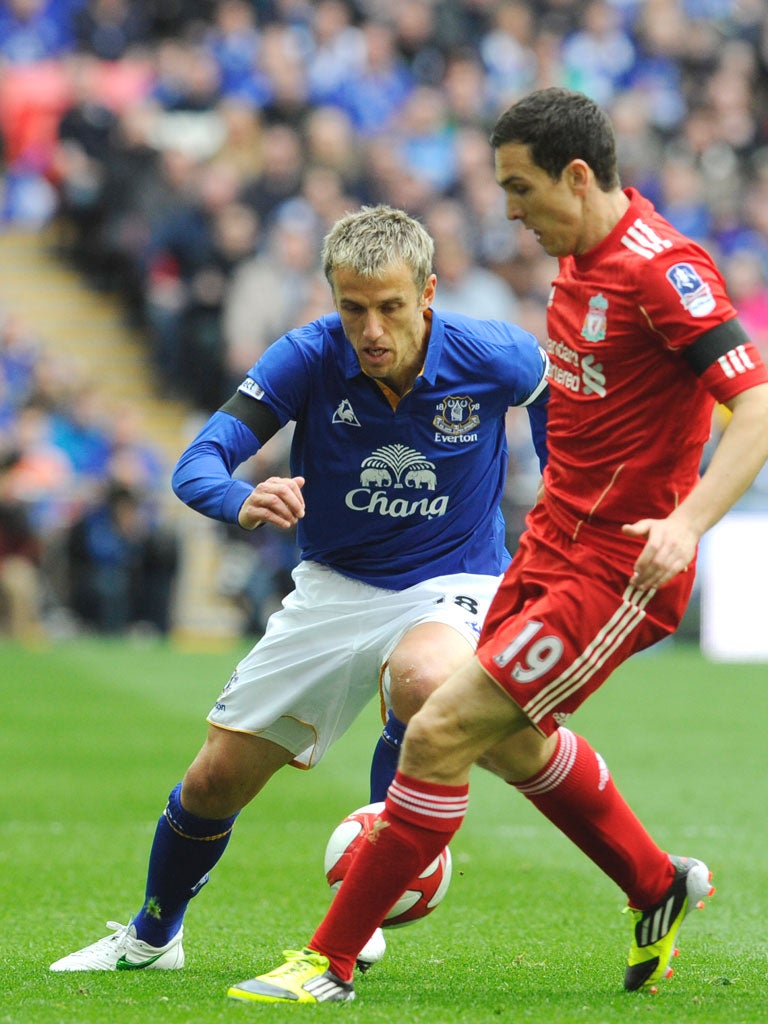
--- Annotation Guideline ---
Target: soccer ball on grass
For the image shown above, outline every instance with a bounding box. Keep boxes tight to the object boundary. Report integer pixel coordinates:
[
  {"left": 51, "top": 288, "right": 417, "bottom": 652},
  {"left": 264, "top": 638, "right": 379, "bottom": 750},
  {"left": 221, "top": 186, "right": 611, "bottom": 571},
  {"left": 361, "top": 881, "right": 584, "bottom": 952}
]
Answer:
[{"left": 323, "top": 801, "right": 452, "bottom": 927}]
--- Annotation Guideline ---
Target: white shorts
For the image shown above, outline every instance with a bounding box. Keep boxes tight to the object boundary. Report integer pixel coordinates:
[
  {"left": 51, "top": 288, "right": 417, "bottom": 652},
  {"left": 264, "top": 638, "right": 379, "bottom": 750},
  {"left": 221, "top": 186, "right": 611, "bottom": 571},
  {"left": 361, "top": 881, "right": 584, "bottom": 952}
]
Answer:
[{"left": 207, "top": 560, "right": 501, "bottom": 768}]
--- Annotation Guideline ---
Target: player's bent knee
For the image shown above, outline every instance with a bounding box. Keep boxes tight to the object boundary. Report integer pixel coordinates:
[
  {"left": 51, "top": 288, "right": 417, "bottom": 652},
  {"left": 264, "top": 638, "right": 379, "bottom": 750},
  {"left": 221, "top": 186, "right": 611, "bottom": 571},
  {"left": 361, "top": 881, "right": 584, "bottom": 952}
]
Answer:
[
  {"left": 387, "top": 624, "right": 476, "bottom": 723},
  {"left": 388, "top": 672, "right": 437, "bottom": 722}
]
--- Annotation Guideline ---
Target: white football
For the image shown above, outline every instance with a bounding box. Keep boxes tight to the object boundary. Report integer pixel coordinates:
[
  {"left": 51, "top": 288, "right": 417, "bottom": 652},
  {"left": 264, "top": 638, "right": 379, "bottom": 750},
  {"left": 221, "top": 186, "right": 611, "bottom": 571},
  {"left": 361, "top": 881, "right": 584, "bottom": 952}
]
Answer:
[{"left": 324, "top": 801, "right": 452, "bottom": 927}]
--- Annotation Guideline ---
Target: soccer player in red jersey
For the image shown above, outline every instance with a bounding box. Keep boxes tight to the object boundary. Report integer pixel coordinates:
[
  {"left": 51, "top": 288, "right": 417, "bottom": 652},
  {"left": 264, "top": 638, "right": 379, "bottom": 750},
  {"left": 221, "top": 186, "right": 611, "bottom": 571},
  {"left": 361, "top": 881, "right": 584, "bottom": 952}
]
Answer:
[{"left": 232, "top": 88, "right": 768, "bottom": 1004}]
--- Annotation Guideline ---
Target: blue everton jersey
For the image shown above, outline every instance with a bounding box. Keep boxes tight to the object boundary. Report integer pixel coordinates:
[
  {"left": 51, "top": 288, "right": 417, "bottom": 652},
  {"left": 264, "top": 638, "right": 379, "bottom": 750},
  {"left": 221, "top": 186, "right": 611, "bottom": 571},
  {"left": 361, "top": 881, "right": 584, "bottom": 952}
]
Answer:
[{"left": 173, "top": 309, "right": 549, "bottom": 589}]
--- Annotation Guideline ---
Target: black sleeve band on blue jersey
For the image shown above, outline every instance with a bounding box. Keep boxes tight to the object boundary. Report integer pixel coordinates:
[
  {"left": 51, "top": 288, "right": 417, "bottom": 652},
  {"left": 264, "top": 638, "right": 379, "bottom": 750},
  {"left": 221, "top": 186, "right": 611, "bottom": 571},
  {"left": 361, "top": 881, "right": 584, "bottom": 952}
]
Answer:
[
  {"left": 682, "top": 318, "right": 750, "bottom": 376},
  {"left": 219, "top": 392, "right": 281, "bottom": 445}
]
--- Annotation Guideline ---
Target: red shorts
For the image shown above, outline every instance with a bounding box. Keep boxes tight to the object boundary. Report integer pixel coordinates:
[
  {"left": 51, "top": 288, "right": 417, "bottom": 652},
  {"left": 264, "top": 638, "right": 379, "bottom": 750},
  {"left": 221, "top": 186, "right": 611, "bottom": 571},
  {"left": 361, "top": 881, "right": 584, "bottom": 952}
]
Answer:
[{"left": 477, "top": 505, "right": 695, "bottom": 736}]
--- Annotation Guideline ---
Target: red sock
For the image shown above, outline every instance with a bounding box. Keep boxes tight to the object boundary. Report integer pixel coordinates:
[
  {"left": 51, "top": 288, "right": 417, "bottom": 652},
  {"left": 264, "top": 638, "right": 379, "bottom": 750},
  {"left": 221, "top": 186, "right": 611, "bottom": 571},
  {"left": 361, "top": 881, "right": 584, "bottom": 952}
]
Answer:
[
  {"left": 310, "top": 771, "right": 468, "bottom": 981},
  {"left": 515, "top": 728, "right": 674, "bottom": 908}
]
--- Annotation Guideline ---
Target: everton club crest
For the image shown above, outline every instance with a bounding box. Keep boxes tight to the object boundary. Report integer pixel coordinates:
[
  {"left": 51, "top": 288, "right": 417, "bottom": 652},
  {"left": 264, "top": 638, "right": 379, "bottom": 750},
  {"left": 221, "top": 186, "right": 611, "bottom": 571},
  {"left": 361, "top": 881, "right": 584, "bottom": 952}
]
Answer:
[{"left": 433, "top": 395, "right": 480, "bottom": 437}]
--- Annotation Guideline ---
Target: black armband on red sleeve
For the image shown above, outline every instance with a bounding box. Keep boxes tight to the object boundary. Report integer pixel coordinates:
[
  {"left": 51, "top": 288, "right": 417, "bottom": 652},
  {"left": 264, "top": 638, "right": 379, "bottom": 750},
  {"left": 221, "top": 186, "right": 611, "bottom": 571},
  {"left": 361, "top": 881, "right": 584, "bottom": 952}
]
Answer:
[
  {"left": 219, "top": 392, "right": 281, "bottom": 444},
  {"left": 681, "top": 319, "right": 751, "bottom": 376}
]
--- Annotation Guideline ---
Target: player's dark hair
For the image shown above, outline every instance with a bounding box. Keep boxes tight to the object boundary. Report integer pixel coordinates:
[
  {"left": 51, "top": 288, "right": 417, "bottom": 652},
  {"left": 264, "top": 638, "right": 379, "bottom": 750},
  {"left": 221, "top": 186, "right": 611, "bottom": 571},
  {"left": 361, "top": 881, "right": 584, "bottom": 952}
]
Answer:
[{"left": 490, "top": 88, "right": 620, "bottom": 192}]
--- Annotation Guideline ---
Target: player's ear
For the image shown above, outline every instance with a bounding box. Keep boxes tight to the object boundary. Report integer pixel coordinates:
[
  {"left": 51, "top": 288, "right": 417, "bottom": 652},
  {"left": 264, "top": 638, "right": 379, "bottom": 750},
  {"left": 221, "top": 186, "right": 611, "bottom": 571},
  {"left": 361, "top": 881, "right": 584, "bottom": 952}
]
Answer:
[
  {"left": 565, "top": 159, "right": 591, "bottom": 196},
  {"left": 421, "top": 273, "right": 437, "bottom": 308}
]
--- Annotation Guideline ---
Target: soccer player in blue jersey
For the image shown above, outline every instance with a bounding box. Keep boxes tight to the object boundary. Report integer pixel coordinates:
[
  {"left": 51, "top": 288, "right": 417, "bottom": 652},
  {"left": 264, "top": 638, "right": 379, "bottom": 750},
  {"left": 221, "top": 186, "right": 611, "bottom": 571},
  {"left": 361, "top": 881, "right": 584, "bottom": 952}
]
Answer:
[{"left": 49, "top": 205, "right": 549, "bottom": 974}]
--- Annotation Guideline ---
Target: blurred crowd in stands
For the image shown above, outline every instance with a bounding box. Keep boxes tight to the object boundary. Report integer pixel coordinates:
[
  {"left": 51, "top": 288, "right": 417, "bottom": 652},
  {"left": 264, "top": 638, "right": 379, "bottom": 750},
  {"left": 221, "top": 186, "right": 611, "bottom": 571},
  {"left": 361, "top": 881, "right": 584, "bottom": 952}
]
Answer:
[
  {"left": 0, "top": 306, "right": 179, "bottom": 640},
  {"left": 0, "top": 0, "right": 767, "bottom": 641}
]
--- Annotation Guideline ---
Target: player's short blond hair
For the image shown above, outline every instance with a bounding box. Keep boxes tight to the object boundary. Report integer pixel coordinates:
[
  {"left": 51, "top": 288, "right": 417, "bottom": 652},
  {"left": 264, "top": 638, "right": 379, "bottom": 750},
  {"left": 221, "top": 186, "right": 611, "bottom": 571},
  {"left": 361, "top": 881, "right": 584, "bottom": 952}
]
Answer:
[{"left": 322, "top": 205, "right": 435, "bottom": 292}]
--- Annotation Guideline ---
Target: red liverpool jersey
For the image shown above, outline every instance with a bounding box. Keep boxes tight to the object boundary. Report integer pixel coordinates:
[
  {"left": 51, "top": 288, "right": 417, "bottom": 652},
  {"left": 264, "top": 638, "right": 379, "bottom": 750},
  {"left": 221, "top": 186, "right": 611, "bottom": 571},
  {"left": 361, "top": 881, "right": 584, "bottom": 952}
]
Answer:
[{"left": 543, "top": 187, "right": 767, "bottom": 559}]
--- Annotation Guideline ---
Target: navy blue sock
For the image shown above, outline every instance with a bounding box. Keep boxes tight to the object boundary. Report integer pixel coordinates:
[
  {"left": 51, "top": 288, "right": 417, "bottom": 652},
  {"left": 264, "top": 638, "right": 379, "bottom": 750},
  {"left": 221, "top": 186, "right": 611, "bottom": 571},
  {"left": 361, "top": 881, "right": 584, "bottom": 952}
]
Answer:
[
  {"left": 369, "top": 710, "right": 407, "bottom": 802},
  {"left": 131, "top": 783, "right": 238, "bottom": 947}
]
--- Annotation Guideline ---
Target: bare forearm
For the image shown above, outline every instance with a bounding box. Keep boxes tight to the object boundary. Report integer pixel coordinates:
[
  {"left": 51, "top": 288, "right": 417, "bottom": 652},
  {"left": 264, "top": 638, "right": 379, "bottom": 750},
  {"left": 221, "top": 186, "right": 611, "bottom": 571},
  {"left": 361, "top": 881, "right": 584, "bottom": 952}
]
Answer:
[
  {"left": 671, "top": 384, "right": 768, "bottom": 539},
  {"left": 624, "top": 384, "right": 768, "bottom": 590}
]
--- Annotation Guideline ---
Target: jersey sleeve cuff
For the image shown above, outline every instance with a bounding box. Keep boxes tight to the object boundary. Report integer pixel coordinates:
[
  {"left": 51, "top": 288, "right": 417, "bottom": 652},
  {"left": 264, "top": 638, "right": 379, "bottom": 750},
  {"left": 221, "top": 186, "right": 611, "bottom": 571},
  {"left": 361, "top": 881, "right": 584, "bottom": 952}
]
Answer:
[{"left": 221, "top": 480, "right": 257, "bottom": 524}]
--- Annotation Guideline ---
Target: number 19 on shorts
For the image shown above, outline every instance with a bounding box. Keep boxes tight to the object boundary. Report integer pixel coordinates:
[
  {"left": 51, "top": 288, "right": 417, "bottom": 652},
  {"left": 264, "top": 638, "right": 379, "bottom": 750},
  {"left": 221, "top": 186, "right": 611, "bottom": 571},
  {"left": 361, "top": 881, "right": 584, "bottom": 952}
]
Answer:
[{"left": 492, "top": 620, "right": 564, "bottom": 683}]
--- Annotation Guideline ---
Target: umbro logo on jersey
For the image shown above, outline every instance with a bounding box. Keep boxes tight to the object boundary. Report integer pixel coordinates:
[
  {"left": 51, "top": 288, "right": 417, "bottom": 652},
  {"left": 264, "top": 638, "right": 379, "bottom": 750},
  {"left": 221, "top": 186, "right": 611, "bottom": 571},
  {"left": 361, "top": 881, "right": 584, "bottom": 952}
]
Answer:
[
  {"left": 621, "top": 218, "right": 673, "bottom": 260},
  {"left": 332, "top": 398, "right": 361, "bottom": 426}
]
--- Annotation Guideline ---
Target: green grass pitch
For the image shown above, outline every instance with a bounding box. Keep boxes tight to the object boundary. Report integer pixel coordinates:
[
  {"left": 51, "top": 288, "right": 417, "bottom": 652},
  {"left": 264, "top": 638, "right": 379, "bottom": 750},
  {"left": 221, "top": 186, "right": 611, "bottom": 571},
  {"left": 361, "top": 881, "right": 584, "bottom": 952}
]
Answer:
[{"left": 1, "top": 638, "right": 766, "bottom": 1023}]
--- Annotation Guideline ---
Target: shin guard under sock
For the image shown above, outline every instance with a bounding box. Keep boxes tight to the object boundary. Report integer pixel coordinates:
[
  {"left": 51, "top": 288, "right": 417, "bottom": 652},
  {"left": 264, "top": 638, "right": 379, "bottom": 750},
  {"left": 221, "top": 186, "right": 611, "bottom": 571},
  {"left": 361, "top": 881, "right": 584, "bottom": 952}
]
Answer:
[
  {"left": 132, "top": 783, "right": 238, "bottom": 946},
  {"left": 515, "top": 729, "right": 674, "bottom": 908},
  {"left": 310, "top": 771, "right": 468, "bottom": 980}
]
